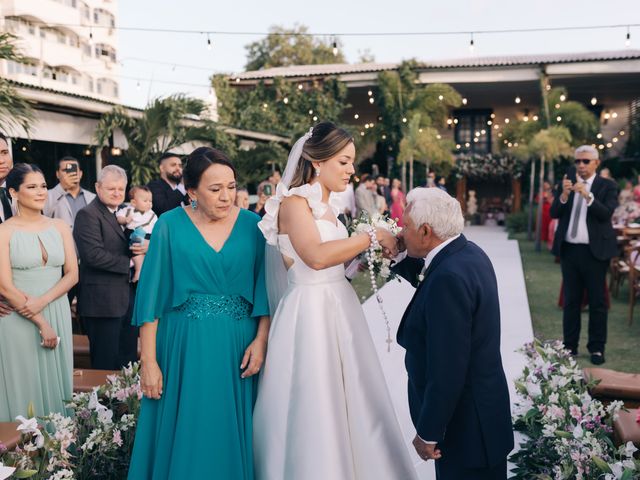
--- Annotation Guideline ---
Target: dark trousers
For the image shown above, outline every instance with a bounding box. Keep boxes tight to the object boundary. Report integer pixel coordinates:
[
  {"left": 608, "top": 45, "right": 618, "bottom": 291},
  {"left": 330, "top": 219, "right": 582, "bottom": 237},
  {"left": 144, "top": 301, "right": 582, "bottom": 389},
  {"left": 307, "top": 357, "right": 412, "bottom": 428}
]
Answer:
[
  {"left": 436, "top": 458, "right": 507, "bottom": 480},
  {"left": 560, "top": 242, "right": 609, "bottom": 353},
  {"left": 83, "top": 284, "right": 138, "bottom": 370}
]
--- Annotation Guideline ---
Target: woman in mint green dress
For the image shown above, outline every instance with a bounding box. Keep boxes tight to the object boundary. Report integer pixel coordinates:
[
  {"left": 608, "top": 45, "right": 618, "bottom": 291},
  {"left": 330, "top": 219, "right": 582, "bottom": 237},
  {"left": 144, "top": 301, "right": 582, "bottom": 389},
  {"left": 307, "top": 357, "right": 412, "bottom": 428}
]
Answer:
[
  {"left": 128, "top": 148, "right": 270, "bottom": 480},
  {"left": 0, "top": 163, "right": 77, "bottom": 421}
]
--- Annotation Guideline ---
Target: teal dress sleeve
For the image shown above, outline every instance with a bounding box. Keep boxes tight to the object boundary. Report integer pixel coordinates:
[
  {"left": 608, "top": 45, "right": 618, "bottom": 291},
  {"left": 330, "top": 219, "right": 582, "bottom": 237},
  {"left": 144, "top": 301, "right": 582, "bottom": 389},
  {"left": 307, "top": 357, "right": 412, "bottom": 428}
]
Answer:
[
  {"left": 132, "top": 216, "right": 173, "bottom": 326},
  {"left": 251, "top": 221, "right": 269, "bottom": 318}
]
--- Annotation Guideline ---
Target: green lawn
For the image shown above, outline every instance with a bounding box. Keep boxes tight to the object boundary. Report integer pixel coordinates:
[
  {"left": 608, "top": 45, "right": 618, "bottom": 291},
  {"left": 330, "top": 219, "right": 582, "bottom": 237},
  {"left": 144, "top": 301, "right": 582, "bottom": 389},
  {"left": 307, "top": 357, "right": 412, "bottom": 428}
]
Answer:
[{"left": 514, "top": 232, "right": 640, "bottom": 373}]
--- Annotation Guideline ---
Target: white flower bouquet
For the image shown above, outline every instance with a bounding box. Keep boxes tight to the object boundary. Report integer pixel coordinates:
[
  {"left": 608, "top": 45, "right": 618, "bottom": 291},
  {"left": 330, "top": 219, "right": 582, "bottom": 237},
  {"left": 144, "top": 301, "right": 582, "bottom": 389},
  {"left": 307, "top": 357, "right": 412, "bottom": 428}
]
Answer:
[
  {"left": 511, "top": 339, "right": 640, "bottom": 479},
  {"left": 350, "top": 211, "right": 402, "bottom": 281}
]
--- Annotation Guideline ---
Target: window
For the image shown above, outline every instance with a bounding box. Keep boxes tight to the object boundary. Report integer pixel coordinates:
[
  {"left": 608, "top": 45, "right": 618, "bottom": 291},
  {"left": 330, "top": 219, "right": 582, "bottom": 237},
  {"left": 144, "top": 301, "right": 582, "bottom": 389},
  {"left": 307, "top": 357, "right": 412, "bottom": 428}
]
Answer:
[
  {"left": 93, "top": 8, "right": 115, "bottom": 28},
  {"left": 454, "top": 109, "right": 493, "bottom": 154},
  {"left": 7, "top": 60, "right": 38, "bottom": 76},
  {"left": 95, "top": 43, "right": 116, "bottom": 62}
]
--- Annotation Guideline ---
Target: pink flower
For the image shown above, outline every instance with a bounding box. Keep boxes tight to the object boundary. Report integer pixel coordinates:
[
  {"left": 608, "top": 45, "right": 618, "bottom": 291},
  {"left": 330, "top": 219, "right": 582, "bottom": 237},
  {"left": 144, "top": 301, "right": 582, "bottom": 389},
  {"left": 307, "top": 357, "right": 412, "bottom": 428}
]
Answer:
[
  {"left": 569, "top": 405, "right": 582, "bottom": 421},
  {"left": 112, "top": 430, "right": 123, "bottom": 447}
]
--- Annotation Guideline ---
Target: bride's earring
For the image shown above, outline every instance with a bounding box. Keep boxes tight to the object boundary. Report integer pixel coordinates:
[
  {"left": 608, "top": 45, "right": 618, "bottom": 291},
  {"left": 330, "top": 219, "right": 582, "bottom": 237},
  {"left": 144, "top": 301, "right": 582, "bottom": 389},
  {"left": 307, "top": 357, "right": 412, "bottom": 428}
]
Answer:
[{"left": 315, "top": 168, "right": 321, "bottom": 177}]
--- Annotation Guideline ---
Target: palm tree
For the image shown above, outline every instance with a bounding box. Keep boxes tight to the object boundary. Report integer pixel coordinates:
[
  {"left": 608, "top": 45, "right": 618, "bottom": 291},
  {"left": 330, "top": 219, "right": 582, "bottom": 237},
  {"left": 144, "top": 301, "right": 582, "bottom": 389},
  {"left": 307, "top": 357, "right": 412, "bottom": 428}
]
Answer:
[
  {"left": 398, "top": 114, "right": 455, "bottom": 189},
  {"left": 0, "top": 33, "right": 34, "bottom": 134},
  {"left": 95, "top": 94, "right": 236, "bottom": 185}
]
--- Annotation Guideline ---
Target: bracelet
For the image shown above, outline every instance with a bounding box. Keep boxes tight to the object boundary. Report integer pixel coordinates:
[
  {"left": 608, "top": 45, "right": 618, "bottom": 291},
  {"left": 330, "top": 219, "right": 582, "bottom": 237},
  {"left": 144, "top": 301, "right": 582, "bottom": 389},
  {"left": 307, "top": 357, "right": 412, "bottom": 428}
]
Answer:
[{"left": 366, "top": 227, "right": 380, "bottom": 250}]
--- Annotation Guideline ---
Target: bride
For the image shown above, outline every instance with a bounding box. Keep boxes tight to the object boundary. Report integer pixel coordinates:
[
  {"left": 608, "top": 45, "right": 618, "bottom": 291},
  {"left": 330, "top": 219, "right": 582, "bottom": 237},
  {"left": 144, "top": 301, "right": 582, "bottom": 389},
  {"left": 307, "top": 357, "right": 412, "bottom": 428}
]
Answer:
[{"left": 254, "top": 122, "right": 417, "bottom": 480}]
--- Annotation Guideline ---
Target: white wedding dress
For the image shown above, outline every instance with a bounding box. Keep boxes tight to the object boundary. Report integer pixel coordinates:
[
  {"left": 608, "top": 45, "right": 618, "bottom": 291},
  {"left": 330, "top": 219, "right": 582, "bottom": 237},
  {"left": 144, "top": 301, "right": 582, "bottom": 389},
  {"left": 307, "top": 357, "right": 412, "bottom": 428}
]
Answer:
[{"left": 254, "top": 183, "right": 417, "bottom": 480}]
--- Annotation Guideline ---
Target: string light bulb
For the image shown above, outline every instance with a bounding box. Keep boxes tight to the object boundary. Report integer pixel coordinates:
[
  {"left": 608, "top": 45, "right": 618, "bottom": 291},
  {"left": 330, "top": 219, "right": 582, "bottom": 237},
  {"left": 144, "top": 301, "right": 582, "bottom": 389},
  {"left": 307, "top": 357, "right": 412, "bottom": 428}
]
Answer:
[
  {"left": 626, "top": 26, "right": 631, "bottom": 48},
  {"left": 438, "top": 95, "right": 444, "bottom": 101},
  {"left": 368, "top": 90, "right": 373, "bottom": 96},
  {"left": 332, "top": 41, "right": 338, "bottom": 56},
  {"left": 369, "top": 97, "right": 375, "bottom": 104},
  {"left": 283, "top": 97, "right": 289, "bottom": 104},
  {"left": 469, "top": 33, "right": 475, "bottom": 53},
  {"left": 515, "top": 96, "right": 521, "bottom": 104},
  {"left": 354, "top": 113, "right": 359, "bottom": 119},
  {"left": 591, "top": 97, "right": 597, "bottom": 105},
  {"left": 462, "top": 98, "right": 468, "bottom": 105},
  {"left": 207, "top": 35, "right": 212, "bottom": 51},
  {"left": 402, "top": 117, "right": 407, "bottom": 123},
  {"left": 560, "top": 94, "right": 566, "bottom": 102}
]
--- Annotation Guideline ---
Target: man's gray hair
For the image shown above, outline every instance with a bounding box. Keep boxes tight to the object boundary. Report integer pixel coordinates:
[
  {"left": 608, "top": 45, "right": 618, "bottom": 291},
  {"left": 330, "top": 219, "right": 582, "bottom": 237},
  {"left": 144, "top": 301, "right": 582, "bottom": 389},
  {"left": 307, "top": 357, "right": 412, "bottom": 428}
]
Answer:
[
  {"left": 574, "top": 145, "right": 599, "bottom": 159},
  {"left": 406, "top": 187, "right": 464, "bottom": 240},
  {"left": 97, "top": 165, "right": 127, "bottom": 184}
]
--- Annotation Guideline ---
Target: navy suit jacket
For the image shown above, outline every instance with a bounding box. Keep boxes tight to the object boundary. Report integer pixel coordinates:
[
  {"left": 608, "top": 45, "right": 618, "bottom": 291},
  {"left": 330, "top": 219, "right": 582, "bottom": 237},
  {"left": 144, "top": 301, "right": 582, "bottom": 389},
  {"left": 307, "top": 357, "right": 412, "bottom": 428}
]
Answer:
[{"left": 395, "top": 235, "right": 514, "bottom": 469}]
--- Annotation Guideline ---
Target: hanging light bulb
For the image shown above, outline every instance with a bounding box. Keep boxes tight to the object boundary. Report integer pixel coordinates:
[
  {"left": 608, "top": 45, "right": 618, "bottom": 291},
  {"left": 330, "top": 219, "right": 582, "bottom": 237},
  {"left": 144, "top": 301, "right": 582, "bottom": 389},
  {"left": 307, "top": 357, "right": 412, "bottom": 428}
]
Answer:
[
  {"left": 438, "top": 95, "right": 444, "bottom": 101},
  {"left": 313, "top": 116, "right": 318, "bottom": 121},
  {"left": 462, "top": 98, "right": 468, "bottom": 105},
  {"left": 369, "top": 97, "right": 374, "bottom": 104},
  {"left": 309, "top": 109, "right": 313, "bottom": 115},
  {"left": 332, "top": 41, "right": 338, "bottom": 57},
  {"left": 402, "top": 117, "right": 407, "bottom": 123},
  {"left": 207, "top": 34, "right": 212, "bottom": 51},
  {"left": 469, "top": 33, "right": 475, "bottom": 53},
  {"left": 591, "top": 97, "right": 597, "bottom": 105},
  {"left": 560, "top": 94, "right": 566, "bottom": 102},
  {"left": 298, "top": 84, "right": 303, "bottom": 90},
  {"left": 283, "top": 97, "right": 289, "bottom": 104},
  {"left": 626, "top": 26, "right": 632, "bottom": 48},
  {"left": 367, "top": 90, "right": 373, "bottom": 96},
  {"left": 533, "top": 115, "right": 539, "bottom": 121},
  {"left": 556, "top": 116, "right": 562, "bottom": 122},
  {"left": 354, "top": 113, "right": 359, "bottom": 119},
  {"left": 515, "top": 96, "right": 521, "bottom": 104},
  {"left": 597, "top": 133, "right": 603, "bottom": 139},
  {"left": 136, "top": 81, "right": 141, "bottom": 91}
]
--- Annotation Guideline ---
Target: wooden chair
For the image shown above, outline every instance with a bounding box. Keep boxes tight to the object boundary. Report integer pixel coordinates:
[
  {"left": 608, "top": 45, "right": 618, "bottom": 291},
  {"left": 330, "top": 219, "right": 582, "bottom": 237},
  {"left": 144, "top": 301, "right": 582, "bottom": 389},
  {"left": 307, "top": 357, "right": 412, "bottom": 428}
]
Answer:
[
  {"left": 628, "top": 244, "right": 640, "bottom": 326},
  {"left": 613, "top": 409, "right": 640, "bottom": 448},
  {"left": 584, "top": 367, "right": 640, "bottom": 409},
  {"left": 73, "top": 369, "right": 118, "bottom": 393},
  {"left": 0, "top": 422, "right": 20, "bottom": 451},
  {"left": 73, "top": 334, "right": 91, "bottom": 369}
]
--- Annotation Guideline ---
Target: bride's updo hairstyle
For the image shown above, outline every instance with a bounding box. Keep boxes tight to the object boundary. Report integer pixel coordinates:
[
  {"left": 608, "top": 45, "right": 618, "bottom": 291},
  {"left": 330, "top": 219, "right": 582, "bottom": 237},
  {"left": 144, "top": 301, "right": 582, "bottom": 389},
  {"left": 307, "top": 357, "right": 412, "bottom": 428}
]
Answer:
[{"left": 288, "top": 122, "right": 353, "bottom": 189}]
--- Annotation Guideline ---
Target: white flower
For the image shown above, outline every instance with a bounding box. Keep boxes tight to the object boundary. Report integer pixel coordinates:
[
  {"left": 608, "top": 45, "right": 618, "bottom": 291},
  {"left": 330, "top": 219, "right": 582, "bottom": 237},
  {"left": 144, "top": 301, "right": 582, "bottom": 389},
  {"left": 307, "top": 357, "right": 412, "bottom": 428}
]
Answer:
[
  {"left": 610, "top": 463, "right": 624, "bottom": 478},
  {"left": 573, "top": 424, "right": 583, "bottom": 439},
  {"left": 15, "top": 415, "right": 44, "bottom": 449},
  {"left": 0, "top": 462, "right": 16, "bottom": 480},
  {"left": 526, "top": 380, "right": 542, "bottom": 398},
  {"left": 379, "top": 266, "right": 391, "bottom": 278},
  {"left": 49, "top": 468, "right": 75, "bottom": 480},
  {"left": 548, "top": 392, "right": 559, "bottom": 404},
  {"left": 624, "top": 441, "right": 638, "bottom": 458}
]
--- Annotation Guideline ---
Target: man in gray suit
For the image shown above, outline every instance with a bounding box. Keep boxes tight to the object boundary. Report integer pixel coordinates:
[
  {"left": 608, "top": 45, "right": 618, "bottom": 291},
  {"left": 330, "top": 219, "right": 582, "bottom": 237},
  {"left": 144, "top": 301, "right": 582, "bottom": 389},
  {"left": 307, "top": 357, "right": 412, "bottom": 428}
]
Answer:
[
  {"left": 44, "top": 156, "right": 95, "bottom": 231},
  {"left": 355, "top": 173, "right": 379, "bottom": 218}
]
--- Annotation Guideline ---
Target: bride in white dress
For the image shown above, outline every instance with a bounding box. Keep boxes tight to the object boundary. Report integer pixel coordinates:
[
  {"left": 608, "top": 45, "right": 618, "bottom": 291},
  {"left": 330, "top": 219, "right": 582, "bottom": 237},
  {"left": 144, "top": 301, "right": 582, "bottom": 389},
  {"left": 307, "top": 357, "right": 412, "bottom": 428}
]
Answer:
[{"left": 254, "top": 122, "right": 418, "bottom": 480}]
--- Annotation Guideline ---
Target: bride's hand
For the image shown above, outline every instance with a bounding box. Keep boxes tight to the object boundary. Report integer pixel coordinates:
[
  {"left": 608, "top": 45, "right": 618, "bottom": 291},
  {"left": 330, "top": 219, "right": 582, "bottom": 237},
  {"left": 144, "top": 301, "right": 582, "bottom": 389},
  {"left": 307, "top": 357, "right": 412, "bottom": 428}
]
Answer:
[
  {"left": 376, "top": 228, "right": 399, "bottom": 258},
  {"left": 241, "top": 335, "right": 267, "bottom": 378}
]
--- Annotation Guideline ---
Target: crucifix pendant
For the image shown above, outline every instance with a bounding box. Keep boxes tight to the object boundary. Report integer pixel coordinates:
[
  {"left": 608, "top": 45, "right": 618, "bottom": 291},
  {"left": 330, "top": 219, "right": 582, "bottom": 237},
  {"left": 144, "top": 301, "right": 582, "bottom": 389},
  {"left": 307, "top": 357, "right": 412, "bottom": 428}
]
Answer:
[{"left": 386, "top": 334, "right": 393, "bottom": 352}]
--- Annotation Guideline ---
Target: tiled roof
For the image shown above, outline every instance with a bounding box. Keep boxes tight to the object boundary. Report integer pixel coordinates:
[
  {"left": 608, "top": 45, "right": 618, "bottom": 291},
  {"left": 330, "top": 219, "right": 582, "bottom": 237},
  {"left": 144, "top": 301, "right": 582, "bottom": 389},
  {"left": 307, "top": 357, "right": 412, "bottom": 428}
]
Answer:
[{"left": 234, "top": 49, "right": 640, "bottom": 80}]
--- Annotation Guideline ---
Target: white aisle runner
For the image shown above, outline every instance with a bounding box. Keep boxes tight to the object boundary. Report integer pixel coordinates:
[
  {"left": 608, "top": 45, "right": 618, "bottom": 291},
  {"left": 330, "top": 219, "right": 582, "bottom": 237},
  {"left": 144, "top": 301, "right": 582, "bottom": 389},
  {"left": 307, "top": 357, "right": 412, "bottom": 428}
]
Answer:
[{"left": 362, "top": 226, "right": 534, "bottom": 479}]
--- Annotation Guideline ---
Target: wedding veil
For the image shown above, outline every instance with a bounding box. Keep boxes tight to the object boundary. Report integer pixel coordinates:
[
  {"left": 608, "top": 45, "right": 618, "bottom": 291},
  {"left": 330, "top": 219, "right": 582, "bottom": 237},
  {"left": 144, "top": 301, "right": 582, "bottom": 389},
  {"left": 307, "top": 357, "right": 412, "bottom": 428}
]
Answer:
[{"left": 262, "top": 128, "right": 314, "bottom": 316}]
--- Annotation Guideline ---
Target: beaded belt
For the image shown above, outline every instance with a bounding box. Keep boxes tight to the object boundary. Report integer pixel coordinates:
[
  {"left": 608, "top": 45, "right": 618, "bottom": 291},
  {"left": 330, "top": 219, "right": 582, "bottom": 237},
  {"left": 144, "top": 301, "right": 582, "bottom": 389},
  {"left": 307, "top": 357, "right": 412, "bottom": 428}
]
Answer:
[{"left": 175, "top": 294, "right": 251, "bottom": 321}]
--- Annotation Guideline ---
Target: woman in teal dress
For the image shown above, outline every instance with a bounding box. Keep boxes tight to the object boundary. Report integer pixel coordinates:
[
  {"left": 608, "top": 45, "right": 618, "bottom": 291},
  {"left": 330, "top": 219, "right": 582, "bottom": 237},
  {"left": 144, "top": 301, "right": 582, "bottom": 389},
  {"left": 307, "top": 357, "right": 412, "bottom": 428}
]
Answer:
[
  {"left": 128, "top": 147, "right": 270, "bottom": 480},
  {"left": 0, "top": 163, "right": 77, "bottom": 421}
]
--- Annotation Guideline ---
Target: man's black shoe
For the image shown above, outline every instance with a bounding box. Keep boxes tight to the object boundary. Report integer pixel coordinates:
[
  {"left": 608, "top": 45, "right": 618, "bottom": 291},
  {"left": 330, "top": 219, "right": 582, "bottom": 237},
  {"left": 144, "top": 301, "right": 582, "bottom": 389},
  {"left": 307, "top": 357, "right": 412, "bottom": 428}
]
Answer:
[{"left": 590, "top": 352, "right": 605, "bottom": 365}]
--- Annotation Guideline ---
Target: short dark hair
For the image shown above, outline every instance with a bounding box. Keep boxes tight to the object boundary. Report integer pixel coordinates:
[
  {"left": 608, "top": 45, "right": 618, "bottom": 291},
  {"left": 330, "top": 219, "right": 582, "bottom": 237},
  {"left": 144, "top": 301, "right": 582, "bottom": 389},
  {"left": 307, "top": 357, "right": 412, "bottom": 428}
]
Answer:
[
  {"left": 360, "top": 173, "right": 373, "bottom": 183},
  {"left": 0, "top": 132, "right": 7, "bottom": 143},
  {"left": 158, "top": 152, "right": 182, "bottom": 165},
  {"left": 6, "top": 163, "right": 44, "bottom": 192},
  {"left": 129, "top": 185, "right": 151, "bottom": 200},
  {"left": 183, "top": 147, "right": 236, "bottom": 190},
  {"left": 56, "top": 155, "right": 80, "bottom": 171}
]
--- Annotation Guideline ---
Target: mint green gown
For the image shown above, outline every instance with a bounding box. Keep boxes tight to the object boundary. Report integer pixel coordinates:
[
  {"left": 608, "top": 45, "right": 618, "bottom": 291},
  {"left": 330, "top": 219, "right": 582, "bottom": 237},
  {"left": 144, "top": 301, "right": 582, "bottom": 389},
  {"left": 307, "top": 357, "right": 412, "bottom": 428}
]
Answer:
[
  {"left": 0, "top": 227, "right": 73, "bottom": 421},
  {"left": 127, "top": 207, "right": 269, "bottom": 480}
]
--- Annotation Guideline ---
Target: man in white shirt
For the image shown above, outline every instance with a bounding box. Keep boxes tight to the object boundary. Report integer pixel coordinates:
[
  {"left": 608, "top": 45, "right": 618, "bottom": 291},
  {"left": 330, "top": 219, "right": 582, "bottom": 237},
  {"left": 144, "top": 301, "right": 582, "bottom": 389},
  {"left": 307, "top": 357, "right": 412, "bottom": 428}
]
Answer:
[{"left": 550, "top": 145, "right": 619, "bottom": 365}]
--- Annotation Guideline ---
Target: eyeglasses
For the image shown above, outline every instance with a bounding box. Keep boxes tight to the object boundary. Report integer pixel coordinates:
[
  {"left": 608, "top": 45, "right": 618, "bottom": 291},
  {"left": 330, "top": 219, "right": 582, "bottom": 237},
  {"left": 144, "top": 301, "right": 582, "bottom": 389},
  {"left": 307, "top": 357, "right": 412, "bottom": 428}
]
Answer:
[{"left": 574, "top": 159, "right": 592, "bottom": 165}]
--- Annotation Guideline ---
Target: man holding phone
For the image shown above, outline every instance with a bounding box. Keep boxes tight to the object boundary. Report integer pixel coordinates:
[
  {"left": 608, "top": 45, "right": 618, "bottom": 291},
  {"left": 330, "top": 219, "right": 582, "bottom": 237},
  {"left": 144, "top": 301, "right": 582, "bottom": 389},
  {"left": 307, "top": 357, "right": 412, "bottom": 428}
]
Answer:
[
  {"left": 44, "top": 156, "right": 95, "bottom": 231},
  {"left": 550, "top": 145, "right": 618, "bottom": 365}
]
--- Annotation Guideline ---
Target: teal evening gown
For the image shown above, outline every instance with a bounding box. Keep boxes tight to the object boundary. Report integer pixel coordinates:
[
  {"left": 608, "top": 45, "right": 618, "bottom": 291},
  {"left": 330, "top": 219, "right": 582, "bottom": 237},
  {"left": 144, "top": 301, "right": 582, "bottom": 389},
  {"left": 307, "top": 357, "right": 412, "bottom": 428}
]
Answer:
[
  {"left": 127, "top": 207, "right": 268, "bottom": 480},
  {"left": 0, "top": 227, "right": 73, "bottom": 421}
]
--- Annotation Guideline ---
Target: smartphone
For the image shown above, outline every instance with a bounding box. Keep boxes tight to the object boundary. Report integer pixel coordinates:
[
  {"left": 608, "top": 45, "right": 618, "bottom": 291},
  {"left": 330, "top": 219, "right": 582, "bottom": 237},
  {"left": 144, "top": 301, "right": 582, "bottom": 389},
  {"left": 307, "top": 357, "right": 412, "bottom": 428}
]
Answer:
[
  {"left": 263, "top": 184, "right": 273, "bottom": 196},
  {"left": 64, "top": 163, "right": 78, "bottom": 174},
  {"left": 566, "top": 165, "right": 577, "bottom": 184}
]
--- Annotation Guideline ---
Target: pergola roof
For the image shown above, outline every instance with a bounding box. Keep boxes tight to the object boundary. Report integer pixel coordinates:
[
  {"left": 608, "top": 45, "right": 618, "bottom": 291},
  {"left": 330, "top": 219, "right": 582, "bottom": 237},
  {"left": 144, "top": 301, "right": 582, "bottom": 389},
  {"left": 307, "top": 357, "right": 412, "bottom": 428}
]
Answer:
[{"left": 232, "top": 49, "right": 640, "bottom": 81}]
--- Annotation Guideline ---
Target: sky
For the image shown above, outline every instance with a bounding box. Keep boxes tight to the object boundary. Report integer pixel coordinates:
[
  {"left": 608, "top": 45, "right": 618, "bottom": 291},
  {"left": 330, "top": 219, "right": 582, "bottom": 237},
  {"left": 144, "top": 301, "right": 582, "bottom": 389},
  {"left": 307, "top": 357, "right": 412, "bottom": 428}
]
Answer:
[{"left": 117, "top": 0, "right": 640, "bottom": 108}]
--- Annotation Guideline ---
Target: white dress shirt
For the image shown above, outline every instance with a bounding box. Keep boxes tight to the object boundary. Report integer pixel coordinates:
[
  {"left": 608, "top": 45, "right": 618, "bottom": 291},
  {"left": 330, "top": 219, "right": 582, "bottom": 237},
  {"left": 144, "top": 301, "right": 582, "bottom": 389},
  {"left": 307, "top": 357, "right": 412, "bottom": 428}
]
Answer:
[
  {"left": 0, "top": 181, "right": 6, "bottom": 222},
  {"left": 563, "top": 174, "right": 596, "bottom": 245}
]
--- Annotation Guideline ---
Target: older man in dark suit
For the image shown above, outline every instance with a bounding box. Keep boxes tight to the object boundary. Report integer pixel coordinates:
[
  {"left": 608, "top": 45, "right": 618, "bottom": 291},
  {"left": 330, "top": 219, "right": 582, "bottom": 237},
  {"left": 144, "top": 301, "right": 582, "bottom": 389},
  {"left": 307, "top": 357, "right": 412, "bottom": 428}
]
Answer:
[
  {"left": 394, "top": 187, "right": 513, "bottom": 480},
  {"left": 74, "top": 165, "right": 146, "bottom": 369},
  {"left": 550, "top": 145, "right": 618, "bottom": 365}
]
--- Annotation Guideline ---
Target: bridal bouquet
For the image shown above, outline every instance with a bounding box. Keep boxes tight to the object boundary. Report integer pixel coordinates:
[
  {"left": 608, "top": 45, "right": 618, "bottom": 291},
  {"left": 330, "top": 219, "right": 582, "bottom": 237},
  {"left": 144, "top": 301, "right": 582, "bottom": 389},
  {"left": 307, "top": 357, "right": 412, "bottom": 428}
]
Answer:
[
  {"left": 350, "top": 212, "right": 402, "bottom": 352},
  {"left": 350, "top": 212, "right": 402, "bottom": 281}
]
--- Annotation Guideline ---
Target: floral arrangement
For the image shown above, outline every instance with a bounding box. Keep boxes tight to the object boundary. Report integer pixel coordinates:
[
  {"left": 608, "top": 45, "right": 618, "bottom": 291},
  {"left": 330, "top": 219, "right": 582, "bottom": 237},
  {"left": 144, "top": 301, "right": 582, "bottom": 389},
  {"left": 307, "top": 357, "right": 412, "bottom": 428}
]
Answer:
[
  {"left": 454, "top": 153, "right": 524, "bottom": 180},
  {"left": 350, "top": 211, "right": 402, "bottom": 351},
  {"left": 510, "top": 340, "right": 640, "bottom": 479},
  {"left": 0, "top": 363, "right": 142, "bottom": 480}
]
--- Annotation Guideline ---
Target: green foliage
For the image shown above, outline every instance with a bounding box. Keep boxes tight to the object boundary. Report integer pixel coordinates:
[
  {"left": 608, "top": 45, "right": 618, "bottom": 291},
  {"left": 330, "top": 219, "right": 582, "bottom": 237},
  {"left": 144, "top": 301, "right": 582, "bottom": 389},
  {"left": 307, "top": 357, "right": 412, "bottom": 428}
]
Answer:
[
  {"left": 505, "top": 210, "right": 530, "bottom": 234},
  {"left": 213, "top": 75, "right": 348, "bottom": 139},
  {"left": 0, "top": 32, "right": 34, "bottom": 134},
  {"left": 234, "top": 142, "right": 289, "bottom": 189},
  {"left": 499, "top": 87, "right": 598, "bottom": 159},
  {"left": 94, "top": 94, "right": 235, "bottom": 185},
  {"left": 244, "top": 24, "right": 345, "bottom": 71}
]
